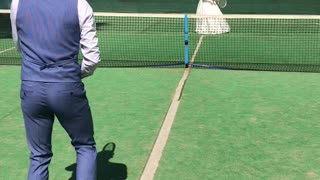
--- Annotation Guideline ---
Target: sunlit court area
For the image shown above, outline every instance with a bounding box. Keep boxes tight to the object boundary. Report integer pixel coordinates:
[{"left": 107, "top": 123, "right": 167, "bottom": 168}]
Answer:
[{"left": 1, "top": 0, "right": 320, "bottom": 179}]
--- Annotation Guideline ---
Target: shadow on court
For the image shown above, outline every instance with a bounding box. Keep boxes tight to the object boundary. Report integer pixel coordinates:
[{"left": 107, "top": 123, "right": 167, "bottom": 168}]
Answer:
[{"left": 66, "top": 142, "right": 128, "bottom": 180}]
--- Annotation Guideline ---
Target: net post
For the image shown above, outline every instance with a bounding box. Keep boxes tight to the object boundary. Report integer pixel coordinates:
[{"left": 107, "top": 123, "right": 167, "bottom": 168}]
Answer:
[{"left": 184, "top": 14, "right": 189, "bottom": 68}]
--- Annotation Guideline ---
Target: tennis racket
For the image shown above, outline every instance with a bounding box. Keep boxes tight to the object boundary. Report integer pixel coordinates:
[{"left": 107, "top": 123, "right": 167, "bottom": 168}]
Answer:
[{"left": 217, "top": 0, "right": 227, "bottom": 8}]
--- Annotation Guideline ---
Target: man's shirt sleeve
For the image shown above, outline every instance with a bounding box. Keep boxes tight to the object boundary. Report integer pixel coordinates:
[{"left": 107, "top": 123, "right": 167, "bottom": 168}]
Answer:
[
  {"left": 10, "top": 0, "right": 21, "bottom": 52},
  {"left": 78, "top": 0, "right": 101, "bottom": 79}
]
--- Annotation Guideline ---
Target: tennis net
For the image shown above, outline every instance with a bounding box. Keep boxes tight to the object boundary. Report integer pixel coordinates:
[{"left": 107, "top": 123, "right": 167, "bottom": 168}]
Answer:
[
  {"left": 1, "top": 11, "right": 320, "bottom": 72},
  {"left": 188, "top": 14, "right": 320, "bottom": 72}
]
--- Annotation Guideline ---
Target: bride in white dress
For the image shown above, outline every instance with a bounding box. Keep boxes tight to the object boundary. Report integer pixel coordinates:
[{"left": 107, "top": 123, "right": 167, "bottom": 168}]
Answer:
[{"left": 196, "top": 0, "right": 230, "bottom": 34}]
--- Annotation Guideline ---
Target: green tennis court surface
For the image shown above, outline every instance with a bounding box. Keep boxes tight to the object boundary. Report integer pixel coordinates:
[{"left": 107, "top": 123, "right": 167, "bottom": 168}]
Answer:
[
  {"left": 1, "top": 11, "right": 320, "bottom": 180},
  {"left": 0, "top": 66, "right": 184, "bottom": 179},
  {"left": 1, "top": 66, "right": 320, "bottom": 179},
  {"left": 156, "top": 69, "right": 320, "bottom": 179}
]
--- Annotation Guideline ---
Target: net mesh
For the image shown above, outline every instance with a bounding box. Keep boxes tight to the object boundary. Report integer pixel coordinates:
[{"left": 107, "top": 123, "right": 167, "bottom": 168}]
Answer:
[
  {"left": 94, "top": 13, "right": 185, "bottom": 67},
  {"left": 1, "top": 11, "right": 320, "bottom": 72},
  {"left": 189, "top": 15, "right": 320, "bottom": 72}
]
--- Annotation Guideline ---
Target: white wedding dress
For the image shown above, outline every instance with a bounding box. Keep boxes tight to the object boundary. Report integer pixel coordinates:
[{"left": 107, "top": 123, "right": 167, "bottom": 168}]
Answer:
[{"left": 196, "top": 0, "right": 230, "bottom": 34}]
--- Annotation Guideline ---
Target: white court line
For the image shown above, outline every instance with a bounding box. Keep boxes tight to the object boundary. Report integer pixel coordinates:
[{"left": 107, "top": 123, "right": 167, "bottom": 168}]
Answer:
[
  {"left": 139, "top": 35, "right": 204, "bottom": 180},
  {"left": 191, "top": 35, "right": 204, "bottom": 63},
  {"left": 0, "top": 47, "right": 15, "bottom": 54}
]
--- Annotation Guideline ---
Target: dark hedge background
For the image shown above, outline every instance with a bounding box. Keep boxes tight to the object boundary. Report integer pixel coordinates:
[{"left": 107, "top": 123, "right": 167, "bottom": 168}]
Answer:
[{"left": 1, "top": 0, "right": 319, "bottom": 14}]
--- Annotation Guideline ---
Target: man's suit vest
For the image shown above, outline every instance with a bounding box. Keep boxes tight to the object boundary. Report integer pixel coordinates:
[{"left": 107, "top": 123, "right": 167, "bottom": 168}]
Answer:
[{"left": 17, "top": 0, "right": 81, "bottom": 82}]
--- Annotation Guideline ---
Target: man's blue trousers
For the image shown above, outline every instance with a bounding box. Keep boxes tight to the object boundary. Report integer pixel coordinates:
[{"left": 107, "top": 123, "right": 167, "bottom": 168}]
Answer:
[{"left": 20, "top": 81, "right": 97, "bottom": 180}]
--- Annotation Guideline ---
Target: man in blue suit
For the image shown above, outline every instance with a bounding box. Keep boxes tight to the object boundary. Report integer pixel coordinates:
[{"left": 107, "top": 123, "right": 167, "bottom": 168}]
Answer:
[{"left": 10, "top": 0, "right": 100, "bottom": 179}]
